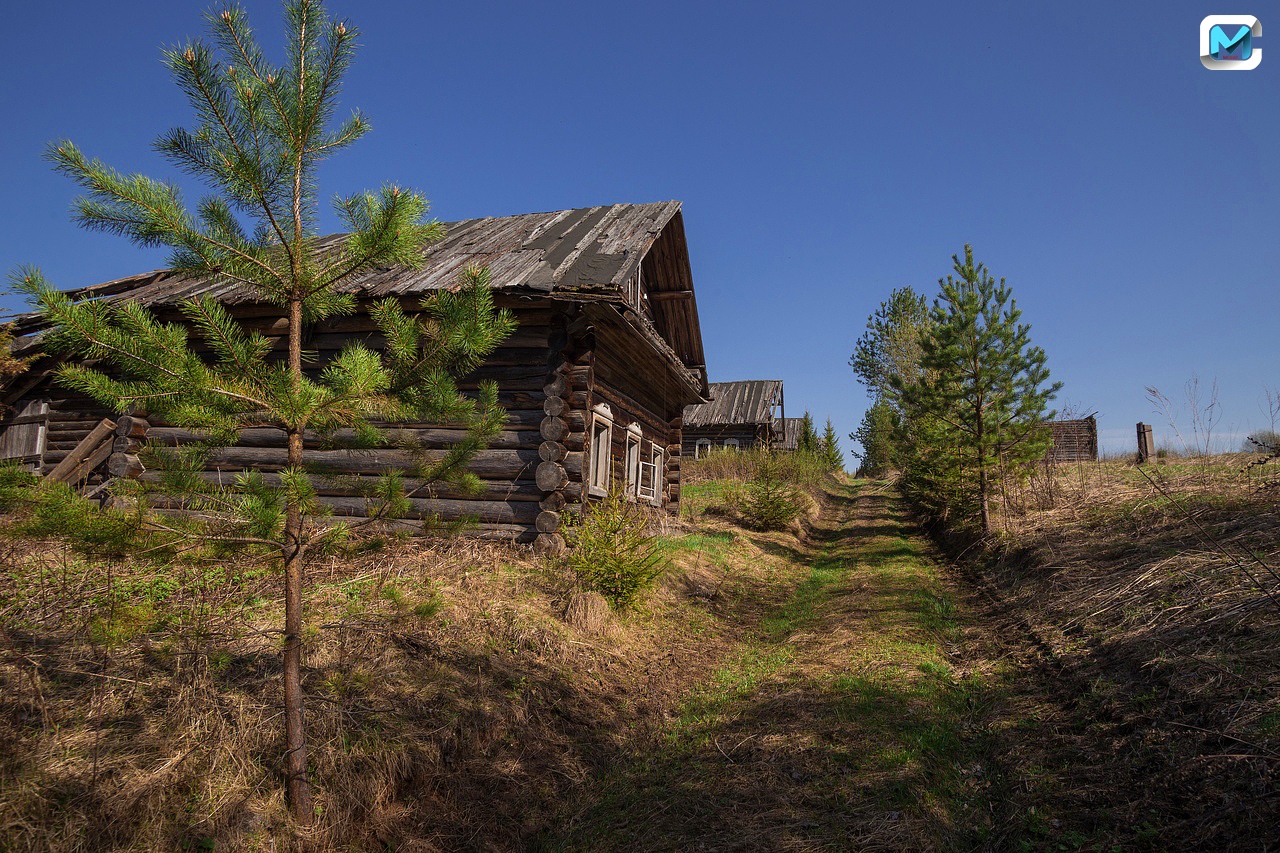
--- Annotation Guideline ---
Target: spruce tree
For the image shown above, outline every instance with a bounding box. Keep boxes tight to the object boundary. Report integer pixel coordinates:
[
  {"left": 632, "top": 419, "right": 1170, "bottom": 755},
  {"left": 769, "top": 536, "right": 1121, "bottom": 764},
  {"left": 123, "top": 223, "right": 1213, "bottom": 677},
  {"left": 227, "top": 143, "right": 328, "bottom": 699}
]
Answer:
[
  {"left": 898, "top": 245, "right": 1059, "bottom": 534},
  {"left": 851, "top": 399, "right": 896, "bottom": 478},
  {"left": 796, "top": 411, "right": 819, "bottom": 455},
  {"left": 820, "top": 417, "right": 844, "bottom": 471},
  {"left": 16, "top": 0, "right": 514, "bottom": 823}
]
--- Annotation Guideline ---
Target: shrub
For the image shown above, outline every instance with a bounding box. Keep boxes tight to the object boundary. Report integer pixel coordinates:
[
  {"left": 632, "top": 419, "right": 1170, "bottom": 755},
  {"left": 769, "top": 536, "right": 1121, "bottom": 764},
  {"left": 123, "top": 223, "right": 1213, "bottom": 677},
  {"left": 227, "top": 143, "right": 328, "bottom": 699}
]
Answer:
[
  {"left": 686, "top": 446, "right": 827, "bottom": 491},
  {"left": 741, "top": 453, "right": 805, "bottom": 531},
  {"left": 1244, "top": 431, "right": 1280, "bottom": 453},
  {"left": 562, "top": 487, "right": 667, "bottom": 610}
]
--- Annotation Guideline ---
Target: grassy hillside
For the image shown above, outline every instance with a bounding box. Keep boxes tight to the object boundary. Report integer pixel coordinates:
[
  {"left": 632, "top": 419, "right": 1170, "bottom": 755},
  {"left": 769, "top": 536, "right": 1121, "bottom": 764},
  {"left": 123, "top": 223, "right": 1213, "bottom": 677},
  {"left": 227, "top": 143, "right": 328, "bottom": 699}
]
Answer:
[{"left": 2, "top": 451, "right": 1276, "bottom": 851}]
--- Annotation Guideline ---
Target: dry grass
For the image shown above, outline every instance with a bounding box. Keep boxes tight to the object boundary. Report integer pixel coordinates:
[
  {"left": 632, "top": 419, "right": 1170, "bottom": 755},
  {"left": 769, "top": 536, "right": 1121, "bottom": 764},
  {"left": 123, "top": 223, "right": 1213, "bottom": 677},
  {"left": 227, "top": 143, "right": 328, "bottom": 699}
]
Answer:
[
  {"left": 0, "top": 514, "right": 804, "bottom": 851},
  {"left": 967, "top": 453, "right": 1280, "bottom": 848}
]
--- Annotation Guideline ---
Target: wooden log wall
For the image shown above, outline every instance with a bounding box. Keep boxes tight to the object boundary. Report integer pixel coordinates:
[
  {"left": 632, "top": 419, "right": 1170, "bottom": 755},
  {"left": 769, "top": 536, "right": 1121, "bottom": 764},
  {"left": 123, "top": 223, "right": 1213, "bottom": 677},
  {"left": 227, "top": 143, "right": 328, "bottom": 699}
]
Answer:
[
  {"left": 682, "top": 426, "right": 768, "bottom": 458},
  {"left": 533, "top": 312, "right": 589, "bottom": 555},
  {"left": 40, "top": 396, "right": 116, "bottom": 489},
  {"left": 128, "top": 298, "right": 558, "bottom": 543},
  {"left": 7, "top": 295, "right": 695, "bottom": 544}
]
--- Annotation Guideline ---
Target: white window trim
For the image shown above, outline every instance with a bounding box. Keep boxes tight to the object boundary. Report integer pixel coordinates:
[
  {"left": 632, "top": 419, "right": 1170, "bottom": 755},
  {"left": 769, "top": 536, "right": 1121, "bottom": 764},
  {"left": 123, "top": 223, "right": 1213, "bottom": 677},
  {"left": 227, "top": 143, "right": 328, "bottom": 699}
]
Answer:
[
  {"left": 724, "top": 437, "right": 741, "bottom": 451},
  {"left": 637, "top": 442, "right": 663, "bottom": 505},
  {"left": 695, "top": 438, "right": 711, "bottom": 459},
  {"left": 589, "top": 404, "right": 614, "bottom": 497}
]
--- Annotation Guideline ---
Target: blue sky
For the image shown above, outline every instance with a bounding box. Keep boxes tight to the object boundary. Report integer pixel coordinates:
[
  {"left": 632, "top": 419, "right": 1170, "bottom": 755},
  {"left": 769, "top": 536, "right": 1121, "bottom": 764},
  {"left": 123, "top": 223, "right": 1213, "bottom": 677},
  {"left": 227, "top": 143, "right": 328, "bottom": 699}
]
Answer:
[{"left": 2, "top": 1, "right": 1274, "bottom": 460}]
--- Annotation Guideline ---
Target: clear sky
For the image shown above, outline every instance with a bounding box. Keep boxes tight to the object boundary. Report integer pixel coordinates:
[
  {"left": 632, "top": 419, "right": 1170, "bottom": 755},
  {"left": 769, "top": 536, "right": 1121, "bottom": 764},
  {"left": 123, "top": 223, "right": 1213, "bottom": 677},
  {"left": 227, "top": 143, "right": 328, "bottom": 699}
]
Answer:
[{"left": 2, "top": 1, "right": 1274, "bottom": 461}]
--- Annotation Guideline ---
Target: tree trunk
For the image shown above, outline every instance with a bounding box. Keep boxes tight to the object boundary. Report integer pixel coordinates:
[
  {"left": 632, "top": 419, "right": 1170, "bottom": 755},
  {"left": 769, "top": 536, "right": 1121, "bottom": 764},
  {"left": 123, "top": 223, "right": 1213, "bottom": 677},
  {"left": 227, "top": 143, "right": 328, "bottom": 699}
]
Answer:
[
  {"left": 975, "top": 399, "right": 990, "bottom": 536},
  {"left": 283, "top": 293, "right": 313, "bottom": 824}
]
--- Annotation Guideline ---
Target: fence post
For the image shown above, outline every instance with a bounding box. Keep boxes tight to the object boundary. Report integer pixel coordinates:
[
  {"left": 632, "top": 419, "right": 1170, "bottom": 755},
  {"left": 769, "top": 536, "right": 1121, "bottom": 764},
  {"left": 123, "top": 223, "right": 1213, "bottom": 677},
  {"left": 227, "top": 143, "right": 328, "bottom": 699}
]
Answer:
[{"left": 1136, "top": 422, "right": 1155, "bottom": 463}]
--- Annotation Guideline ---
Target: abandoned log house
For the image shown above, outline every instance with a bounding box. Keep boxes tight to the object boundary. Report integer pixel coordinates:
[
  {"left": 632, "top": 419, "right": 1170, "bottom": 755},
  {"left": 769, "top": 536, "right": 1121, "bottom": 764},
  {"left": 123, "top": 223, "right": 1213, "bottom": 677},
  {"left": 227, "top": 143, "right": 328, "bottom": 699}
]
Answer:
[
  {"left": 681, "top": 380, "right": 784, "bottom": 458},
  {"left": 1, "top": 202, "right": 710, "bottom": 552}
]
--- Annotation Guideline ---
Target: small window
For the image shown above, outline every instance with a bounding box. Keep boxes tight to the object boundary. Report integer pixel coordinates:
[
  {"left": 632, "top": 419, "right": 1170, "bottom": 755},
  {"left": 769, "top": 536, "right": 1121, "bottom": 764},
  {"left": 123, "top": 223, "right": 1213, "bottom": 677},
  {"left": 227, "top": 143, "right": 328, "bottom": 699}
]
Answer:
[
  {"left": 589, "top": 417, "right": 612, "bottom": 495},
  {"left": 724, "top": 438, "right": 740, "bottom": 451},
  {"left": 624, "top": 429, "right": 641, "bottom": 496},
  {"left": 695, "top": 438, "right": 711, "bottom": 459},
  {"left": 637, "top": 442, "right": 663, "bottom": 505}
]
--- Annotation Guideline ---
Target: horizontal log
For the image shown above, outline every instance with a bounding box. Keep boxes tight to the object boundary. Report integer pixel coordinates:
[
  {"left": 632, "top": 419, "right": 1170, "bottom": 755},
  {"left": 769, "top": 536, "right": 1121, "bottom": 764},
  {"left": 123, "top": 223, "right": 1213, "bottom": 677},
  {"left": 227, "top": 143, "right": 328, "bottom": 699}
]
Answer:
[
  {"left": 540, "top": 417, "right": 566, "bottom": 443},
  {"left": 543, "top": 396, "right": 567, "bottom": 417},
  {"left": 108, "top": 453, "right": 145, "bottom": 479},
  {"left": 592, "top": 383, "right": 671, "bottom": 438},
  {"left": 116, "top": 416, "right": 150, "bottom": 439},
  {"left": 532, "top": 533, "right": 566, "bottom": 556},
  {"left": 148, "top": 494, "right": 541, "bottom": 525},
  {"left": 539, "top": 492, "right": 566, "bottom": 512},
  {"left": 148, "top": 508, "right": 537, "bottom": 543},
  {"left": 44, "top": 412, "right": 115, "bottom": 424},
  {"left": 540, "top": 412, "right": 585, "bottom": 440},
  {"left": 45, "top": 433, "right": 92, "bottom": 445},
  {"left": 199, "top": 446, "right": 540, "bottom": 479},
  {"left": 137, "top": 470, "right": 542, "bottom": 501},
  {"left": 111, "top": 436, "right": 143, "bottom": 454},
  {"left": 247, "top": 324, "right": 553, "bottom": 350},
  {"left": 46, "top": 441, "right": 85, "bottom": 452},
  {"left": 147, "top": 426, "right": 539, "bottom": 451},
  {"left": 322, "top": 496, "right": 540, "bottom": 524},
  {"left": 543, "top": 375, "right": 567, "bottom": 398},
  {"left": 565, "top": 365, "right": 592, "bottom": 392},
  {"left": 536, "top": 462, "right": 567, "bottom": 492},
  {"left": 539, "top": 441, "right": 566, "bottom": 462},
  {"left": 535, "top": 510, "right": 560, "bottom": 534},
  {"left": 458, "top": 366, "right": 552, "bottom": 386},
  {"left": 547, "top": 328, "right": 570, "bottom": 352}
]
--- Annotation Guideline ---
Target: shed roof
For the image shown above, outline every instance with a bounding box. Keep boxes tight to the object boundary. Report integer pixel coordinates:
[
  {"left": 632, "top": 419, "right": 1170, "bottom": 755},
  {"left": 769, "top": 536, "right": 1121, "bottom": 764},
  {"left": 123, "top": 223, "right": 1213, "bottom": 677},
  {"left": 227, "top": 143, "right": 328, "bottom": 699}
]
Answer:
[
  {"left": 19, "top": 202, "right": 706, "bottom": 388},
  {"left": 683, "top": 380, "right": 783, "bottom": 429}
]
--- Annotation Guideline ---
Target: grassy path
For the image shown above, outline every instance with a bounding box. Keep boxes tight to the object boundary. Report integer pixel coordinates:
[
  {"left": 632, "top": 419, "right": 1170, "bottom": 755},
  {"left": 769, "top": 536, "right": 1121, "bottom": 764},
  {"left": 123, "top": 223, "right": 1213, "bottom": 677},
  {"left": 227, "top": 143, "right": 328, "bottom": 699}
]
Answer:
[{"left": 543, "top": 480, "right": 1007, "bottom": 851}]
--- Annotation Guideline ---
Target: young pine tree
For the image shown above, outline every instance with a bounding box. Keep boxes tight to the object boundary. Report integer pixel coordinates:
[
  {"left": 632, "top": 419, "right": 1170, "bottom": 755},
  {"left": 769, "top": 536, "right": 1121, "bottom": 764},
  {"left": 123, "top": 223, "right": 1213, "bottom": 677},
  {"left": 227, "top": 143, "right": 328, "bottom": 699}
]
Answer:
[
  {"left": 17, "top": 0, "right": 514, "bottom": 823},
  {"left": 897, "top": 245, "right": 1059, "bottom": 535}
]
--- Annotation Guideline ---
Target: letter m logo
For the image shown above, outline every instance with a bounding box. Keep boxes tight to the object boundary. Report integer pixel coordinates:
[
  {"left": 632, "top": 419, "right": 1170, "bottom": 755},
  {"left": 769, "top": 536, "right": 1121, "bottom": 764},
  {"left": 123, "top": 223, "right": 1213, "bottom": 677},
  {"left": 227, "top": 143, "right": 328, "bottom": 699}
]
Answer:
[
  {"left": 1210, "top": 24, "right": 1252, "bottom": 60},
  {"left": 1201, "top": 16, "right": 1262, "bottom": 70}
]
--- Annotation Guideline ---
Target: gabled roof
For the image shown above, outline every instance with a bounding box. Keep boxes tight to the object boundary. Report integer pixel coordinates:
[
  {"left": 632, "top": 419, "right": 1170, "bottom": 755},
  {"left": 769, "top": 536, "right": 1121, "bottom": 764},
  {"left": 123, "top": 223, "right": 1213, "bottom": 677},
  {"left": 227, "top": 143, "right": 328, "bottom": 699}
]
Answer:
[
  {"left": 15, "top": 202, "right": 707, "bottom": 390},
  {"left": 683, "top": 380, "right": 783, "bottom": 429}
]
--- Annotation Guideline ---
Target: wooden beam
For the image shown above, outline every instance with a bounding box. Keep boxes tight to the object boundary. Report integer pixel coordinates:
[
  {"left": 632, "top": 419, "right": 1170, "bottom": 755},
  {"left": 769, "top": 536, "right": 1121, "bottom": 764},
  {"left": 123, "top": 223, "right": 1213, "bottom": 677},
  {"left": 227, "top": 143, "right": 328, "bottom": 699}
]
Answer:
[{"left": 45, "top": 418, "right": 117, "bottom": 485}]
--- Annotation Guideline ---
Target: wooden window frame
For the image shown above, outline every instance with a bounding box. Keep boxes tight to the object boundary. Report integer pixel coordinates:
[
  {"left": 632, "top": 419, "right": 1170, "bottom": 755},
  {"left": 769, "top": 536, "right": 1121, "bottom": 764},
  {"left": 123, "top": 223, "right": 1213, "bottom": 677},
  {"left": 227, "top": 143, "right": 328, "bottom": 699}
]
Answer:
[
  {"left": 624, "top": 425, "right": 642, "bottom": 497},
  {"left": 637, "top": 442, "right": 663, "bottom": 506},
  {"left": 589, "top": 405, "right": 614, "bottom": 497}
]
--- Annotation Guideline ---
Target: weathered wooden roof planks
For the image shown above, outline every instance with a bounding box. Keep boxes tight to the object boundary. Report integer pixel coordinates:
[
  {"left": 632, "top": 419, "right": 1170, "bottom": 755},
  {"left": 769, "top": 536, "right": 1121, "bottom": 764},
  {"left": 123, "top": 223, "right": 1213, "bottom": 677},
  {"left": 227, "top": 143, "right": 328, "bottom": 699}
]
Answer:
[{"left": 682, "top": 380, "right": 784, "bottom": 429}]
